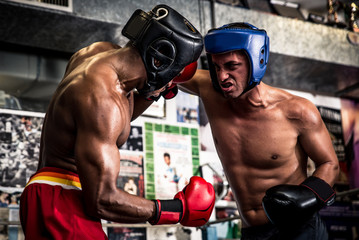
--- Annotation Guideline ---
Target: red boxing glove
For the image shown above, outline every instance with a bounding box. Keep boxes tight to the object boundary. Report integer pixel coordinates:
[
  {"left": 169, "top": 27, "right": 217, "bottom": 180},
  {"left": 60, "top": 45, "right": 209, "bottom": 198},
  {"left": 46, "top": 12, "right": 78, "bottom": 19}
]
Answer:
[
  {"left": 173, "top": 61, "right": 198, "bottom": 84},
  {"left": 149, "top": 176, "right": 215, "bottom": 227},
  {"left": 146, "top": 85, "right": 178, "bottom": 101},
  {"left": 146, "top": 61, "right": 197, "bottom": 101},
  {"left": 161, "top": 84, "right": 178, "bottom": 100}
]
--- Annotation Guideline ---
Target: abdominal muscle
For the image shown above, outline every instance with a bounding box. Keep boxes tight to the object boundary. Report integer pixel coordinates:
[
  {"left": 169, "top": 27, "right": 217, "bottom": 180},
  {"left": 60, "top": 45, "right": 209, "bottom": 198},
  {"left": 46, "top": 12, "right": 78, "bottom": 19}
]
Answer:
[
  {"left": 213, "top": 152, "right": 307, "bottom": 229},
  {"left": 222, "top": 158, "right": 305, "bottom": 228}
]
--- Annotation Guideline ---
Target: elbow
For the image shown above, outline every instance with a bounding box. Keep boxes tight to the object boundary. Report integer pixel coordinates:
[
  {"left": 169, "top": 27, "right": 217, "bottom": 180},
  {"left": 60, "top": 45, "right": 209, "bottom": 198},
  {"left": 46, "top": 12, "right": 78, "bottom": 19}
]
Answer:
[
  {"left": 84, "top": 198, "right": 103, "bottom": 219},
  {"left": 85, "top": 191, "right": 127, "bottom": 221},
  {"left": 333, "top": 160, "right": 340, "bottom": 183},
  {"left": 84, "top": 193, "right": 114, "bottom": 220}
]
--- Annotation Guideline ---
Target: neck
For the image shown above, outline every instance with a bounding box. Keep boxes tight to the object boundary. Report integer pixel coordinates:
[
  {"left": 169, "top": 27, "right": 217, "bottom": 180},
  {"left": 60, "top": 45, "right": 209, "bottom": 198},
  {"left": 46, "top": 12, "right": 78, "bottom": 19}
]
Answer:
[
  {"left": 247, "top": 84, "right": 268, "bottom": 107},
  {"left": 229, "top": 83, "right": 268, "bottom": 111},
  {"left": 119, "top": 44, "right": 147, "bottom": 93}
]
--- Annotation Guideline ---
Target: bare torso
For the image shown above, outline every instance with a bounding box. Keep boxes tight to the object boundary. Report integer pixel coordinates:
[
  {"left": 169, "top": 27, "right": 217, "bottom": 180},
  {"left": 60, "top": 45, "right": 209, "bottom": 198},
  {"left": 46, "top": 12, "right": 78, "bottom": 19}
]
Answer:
[
  {"left": 38, "top": 42, "right": 133, "bottom": 173},
  {"left": 34, "top": 42, "right": 162, "bottom": 223},
  {"left": 180, "top": 70, "right": 320, "bottom": 227},
  {"left": 202, "top": 90, "right": 308, "bottom": 227}
]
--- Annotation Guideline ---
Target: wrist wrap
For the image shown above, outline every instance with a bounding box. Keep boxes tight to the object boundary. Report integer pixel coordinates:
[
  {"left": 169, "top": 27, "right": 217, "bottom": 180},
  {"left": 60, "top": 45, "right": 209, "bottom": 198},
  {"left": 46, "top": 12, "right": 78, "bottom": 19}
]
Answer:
[
  {"left": 301, "top": 176, "right": 335, "bottom": 206},
  {"left": 150, "top": 199, "right": 183, "bottom": 225}
]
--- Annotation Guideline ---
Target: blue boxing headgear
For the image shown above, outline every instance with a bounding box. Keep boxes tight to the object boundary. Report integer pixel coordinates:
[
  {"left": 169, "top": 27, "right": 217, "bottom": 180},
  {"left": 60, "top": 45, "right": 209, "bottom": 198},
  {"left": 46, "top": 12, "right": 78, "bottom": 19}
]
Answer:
[
  {"left": 122, "top": 5, "right": 203, "bottom": 96},
  {"left": 205, "top": 22, "right": 269, "bottom": 95}
]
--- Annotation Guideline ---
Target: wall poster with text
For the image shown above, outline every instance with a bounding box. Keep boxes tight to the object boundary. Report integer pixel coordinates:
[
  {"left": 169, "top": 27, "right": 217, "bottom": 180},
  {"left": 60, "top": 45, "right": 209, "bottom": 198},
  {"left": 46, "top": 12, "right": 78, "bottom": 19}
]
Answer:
[
  {"left": 144, "top": 122, "right": 202, "bottom": 240},
  {"left": 144, "top": 122, "right": 200, "bottom": 200}
]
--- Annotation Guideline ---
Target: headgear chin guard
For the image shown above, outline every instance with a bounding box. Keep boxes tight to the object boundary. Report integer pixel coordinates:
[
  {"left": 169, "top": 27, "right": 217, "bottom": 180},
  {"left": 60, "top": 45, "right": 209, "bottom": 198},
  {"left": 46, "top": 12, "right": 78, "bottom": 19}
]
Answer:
[
  {"left": 122, "top": 4, "right": 203, "bottom": 96},
  {"left": 204, "top": 22, "right": 270, "bottom": 95}
]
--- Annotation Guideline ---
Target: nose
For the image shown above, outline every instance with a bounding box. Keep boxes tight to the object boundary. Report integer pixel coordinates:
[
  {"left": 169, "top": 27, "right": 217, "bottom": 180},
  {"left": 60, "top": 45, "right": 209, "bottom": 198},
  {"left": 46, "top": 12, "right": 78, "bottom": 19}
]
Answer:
[{"left": 217, "top": 69, "right": 228, "bottom": 82}]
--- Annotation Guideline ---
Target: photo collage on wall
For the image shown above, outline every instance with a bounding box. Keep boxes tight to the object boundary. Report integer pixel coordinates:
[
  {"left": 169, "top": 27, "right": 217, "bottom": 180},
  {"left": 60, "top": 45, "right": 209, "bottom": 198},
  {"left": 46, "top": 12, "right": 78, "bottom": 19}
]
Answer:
[
  {"left": 0, "top": 109, "right": 45, "bottom": 239},
  {"left": 0, "top": 109, "right": 44, "bottom": 194}
]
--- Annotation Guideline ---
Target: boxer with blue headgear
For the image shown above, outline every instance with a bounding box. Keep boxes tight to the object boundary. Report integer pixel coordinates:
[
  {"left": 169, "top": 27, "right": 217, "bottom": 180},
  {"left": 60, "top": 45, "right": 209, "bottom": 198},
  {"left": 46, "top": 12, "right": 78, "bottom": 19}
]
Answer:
[
  {"left": 204, "top": 22, "right": 269, "bottom": 95},
  {"left": 177, "top": 21, "right": 338, "bottom": 240}
]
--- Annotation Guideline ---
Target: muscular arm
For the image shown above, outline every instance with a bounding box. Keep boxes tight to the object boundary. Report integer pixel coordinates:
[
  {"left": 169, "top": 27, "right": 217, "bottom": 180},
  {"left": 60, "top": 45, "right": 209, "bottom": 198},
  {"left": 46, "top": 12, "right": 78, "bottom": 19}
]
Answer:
[
  {"left": 177, "top": 69, "right": 209, "bottom": 96},
  {"left": 296, "top": 99, "right": 339, "bottom": 186},
  {"left": 73, "top": 85, "right": 155, "bottom": 223},
  {"left": 132, "top": 69, "right": 211, "bottom": 120}
]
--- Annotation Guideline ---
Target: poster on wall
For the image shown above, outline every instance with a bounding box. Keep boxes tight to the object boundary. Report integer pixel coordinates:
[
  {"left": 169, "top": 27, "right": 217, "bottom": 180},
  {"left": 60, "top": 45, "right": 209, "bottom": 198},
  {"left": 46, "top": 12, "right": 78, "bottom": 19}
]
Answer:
[
  {"left": 176, "top": 91, "right": 199, "bottom": 124},
  {"left": 143, "top": 122, "right": 201, "bottom": 239},
  {"left": 340, "top": 99, "right": 359, "bottom": 189},
  {"left": 142, "top": 98, "right": 165, "bottom": 118},
  {"left": 107, "top": 150, "right": 146, "bottom": 240},
  {"left": 198, "top": 99, "right": 216, "bottom": 152},
  {"left": 317, "top": 105, "right": 348, "bottom": 185},
  {"left": 143, "top": 122, "right": 200, "bottom": 199},
  {"left": 317, "top": 106, "right": 346, "bottom": 162},
  {"left": 117, "top": 150, "right": 145, "bottom": 197},
  {"left": 119, "top": 125, "right": 144, "bottom": 152},
  {"left": 0, "top": 109, "right": 44, "bottom": 193}
]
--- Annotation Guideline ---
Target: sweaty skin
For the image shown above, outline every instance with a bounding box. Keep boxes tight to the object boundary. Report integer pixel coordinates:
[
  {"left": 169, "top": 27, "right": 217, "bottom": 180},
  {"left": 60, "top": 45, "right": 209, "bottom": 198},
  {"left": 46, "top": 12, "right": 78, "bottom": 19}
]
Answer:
[
  {"left": 179, "top": 51, "right": 339, "bottom": 228},
  {"left": 37, "top": 41, "right": 160, "bottom": 223}
]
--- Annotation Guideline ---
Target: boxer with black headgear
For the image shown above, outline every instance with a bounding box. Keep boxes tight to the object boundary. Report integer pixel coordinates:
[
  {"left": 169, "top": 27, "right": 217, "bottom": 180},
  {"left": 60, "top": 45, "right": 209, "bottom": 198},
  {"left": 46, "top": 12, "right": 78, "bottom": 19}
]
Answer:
[
  {"left": 122, "top": 4, "right": 203, "bottom": 100},
  {"left": 178, "top": 22, "right": 339, "bottom": 239},
  {"left": 20, "top": 5, "right": 214, "bottom": 239}
]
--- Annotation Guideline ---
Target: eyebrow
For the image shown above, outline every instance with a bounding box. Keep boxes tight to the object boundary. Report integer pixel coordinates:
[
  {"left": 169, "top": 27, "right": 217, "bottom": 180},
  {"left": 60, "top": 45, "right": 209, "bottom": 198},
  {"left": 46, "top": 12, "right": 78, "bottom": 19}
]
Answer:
[{"left": 213, "top": 60, "right": 239, "bottom": 69}]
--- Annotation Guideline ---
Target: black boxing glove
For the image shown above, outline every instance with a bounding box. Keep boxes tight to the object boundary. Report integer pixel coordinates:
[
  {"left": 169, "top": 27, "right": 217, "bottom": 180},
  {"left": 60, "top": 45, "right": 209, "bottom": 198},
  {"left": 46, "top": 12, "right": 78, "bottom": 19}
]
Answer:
[{"left": 262, "top": 176, "right": 335, "bottom": 227}]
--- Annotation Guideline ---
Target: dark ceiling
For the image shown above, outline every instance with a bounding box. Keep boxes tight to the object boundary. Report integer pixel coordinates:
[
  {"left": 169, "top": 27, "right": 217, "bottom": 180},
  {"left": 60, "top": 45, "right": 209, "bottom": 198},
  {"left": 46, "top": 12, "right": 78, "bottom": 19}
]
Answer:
[{"left": 219, "top": 0, "right": 357, "bottom": 30}]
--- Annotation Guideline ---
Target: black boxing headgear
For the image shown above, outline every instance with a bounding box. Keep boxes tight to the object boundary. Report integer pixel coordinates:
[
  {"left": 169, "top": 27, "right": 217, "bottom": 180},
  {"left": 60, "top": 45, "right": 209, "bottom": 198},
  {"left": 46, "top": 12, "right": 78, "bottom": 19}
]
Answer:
[{"left": 122, "top": 5, "right": 203, "bottom": 95}]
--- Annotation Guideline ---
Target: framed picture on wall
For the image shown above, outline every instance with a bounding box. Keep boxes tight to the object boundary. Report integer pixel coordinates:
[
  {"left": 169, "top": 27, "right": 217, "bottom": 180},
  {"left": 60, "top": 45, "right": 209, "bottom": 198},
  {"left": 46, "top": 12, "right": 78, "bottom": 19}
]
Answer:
[{"left": 142, "top": 98, "right": 166, "bottom": 118}]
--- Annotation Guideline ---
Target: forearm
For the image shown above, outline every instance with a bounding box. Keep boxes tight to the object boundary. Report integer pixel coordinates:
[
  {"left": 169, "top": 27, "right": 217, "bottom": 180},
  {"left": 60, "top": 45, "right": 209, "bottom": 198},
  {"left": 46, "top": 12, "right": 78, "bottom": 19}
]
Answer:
[
  {"left": 178, "top": 85, "right": 199, "bottom": 96},
  {"left": 311, "top": 160, "right": 340, "bottom": 186},
  {"left": 88, "top": 189, "right": 156, "bottom": 223}
]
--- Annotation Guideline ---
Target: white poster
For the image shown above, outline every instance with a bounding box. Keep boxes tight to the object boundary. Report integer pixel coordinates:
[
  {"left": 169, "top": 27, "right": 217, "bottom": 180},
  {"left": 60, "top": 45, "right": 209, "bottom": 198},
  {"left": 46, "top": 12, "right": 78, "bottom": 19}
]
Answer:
[{"left": 153, "top": 132, "right": 193, "bottom": 199}]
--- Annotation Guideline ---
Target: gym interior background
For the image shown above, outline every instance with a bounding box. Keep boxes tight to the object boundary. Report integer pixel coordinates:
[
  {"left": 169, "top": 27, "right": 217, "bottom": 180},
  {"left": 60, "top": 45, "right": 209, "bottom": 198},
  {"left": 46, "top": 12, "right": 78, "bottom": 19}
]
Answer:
[{"left": 0, "top": 0, "right": 359, "bottom": 239}]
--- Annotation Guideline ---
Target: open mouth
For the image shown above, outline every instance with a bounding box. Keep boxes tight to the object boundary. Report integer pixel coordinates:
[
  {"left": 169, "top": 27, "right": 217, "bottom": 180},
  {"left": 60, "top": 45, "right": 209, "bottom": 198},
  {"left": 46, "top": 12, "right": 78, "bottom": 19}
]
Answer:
[{"left": 220, "top": 82, "right": 233, "bottom": 91}]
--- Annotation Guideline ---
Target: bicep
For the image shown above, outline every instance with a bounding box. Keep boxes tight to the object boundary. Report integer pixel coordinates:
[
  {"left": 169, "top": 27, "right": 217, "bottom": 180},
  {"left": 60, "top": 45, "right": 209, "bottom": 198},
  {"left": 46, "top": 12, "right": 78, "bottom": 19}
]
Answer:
[
  {"left": 297, "top": 103, "right": 338, "bottom": 183},
  {"left": 73, "top": 97, "right": 124, "bottom": 200},
  {"left": 178, "top": 69, "right": 209, "bottom": 97}
]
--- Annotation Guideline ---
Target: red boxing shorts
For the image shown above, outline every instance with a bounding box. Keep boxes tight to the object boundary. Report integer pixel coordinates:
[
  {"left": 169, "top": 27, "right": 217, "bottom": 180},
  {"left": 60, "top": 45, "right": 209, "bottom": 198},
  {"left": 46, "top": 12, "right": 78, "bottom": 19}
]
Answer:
[{"left": 20, "top": 167, "right": 108, "bottom": 240}]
